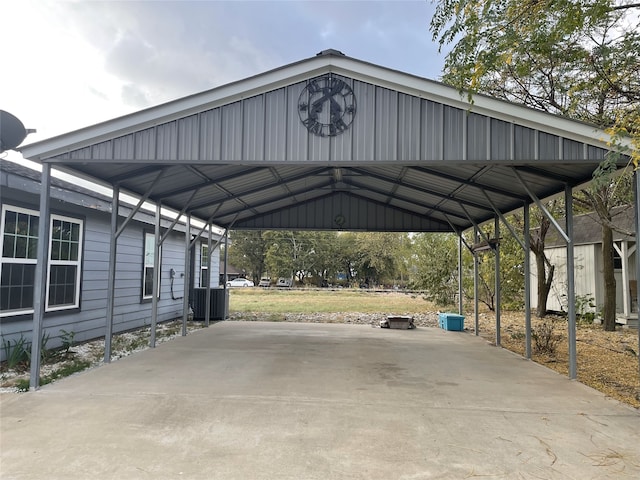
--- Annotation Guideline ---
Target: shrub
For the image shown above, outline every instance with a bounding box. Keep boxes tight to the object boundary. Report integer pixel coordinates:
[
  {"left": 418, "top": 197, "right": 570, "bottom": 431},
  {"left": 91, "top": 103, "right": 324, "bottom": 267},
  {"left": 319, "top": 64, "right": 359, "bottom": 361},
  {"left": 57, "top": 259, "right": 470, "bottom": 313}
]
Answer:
[
  {"left": 532, "top": 321, "right": 560, "bottom": 356},
  {"left": 2, "top": 335, "right": 30, "bottom": 370}
]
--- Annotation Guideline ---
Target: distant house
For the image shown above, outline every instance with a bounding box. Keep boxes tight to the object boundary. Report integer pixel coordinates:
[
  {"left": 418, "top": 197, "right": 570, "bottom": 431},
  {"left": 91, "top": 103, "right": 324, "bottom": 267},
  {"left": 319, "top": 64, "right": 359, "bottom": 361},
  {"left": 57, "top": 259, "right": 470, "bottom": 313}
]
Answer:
[
  {"left": 0, "top": 160, "right": 223, "bottom": 360},
  {"left": 530, "top": 207, "right": 637, "bottom": 325},
  {"left": 218, "top": 260, "right": 244, "bottom": 285}
]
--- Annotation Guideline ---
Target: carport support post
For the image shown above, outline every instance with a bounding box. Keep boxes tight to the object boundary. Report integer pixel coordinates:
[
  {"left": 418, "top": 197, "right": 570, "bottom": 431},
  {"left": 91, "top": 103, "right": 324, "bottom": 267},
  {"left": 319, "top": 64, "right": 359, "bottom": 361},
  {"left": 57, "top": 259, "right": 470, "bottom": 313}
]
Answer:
[
  {"left": 150, "top": 201, "right": 161, "bottom": 348},
  {"left": 182, "top": 214, "right": 191, "bottom": 336},
  {"left": 474, "top": 228, "right": 479, "bottom": 336},
  {"left": 104, "top": 185, "right": 120, "bottom": 363},
  {"left": 224, "top": 229, "right": 229, "bottom": 285},
  {"left": 29, "top": 163, "right": 52, "bottom": 390},
  {"left": 494, "top": 216, "right": 501, "bottom": 347},
  {"left": 636, "top": 170, "right": 640, "bottom": 376},
  {"left": 205, "top": 223, "right": 212, "bottom": 327},
  {"left": 565, "top": 185, "right": 577, "bottom": 379},
  {"left": 458, "top": 235, "right": 463, "bottom": 315},
  {"left": 524, "top": 202, "right": 532, "bottom": 359}
]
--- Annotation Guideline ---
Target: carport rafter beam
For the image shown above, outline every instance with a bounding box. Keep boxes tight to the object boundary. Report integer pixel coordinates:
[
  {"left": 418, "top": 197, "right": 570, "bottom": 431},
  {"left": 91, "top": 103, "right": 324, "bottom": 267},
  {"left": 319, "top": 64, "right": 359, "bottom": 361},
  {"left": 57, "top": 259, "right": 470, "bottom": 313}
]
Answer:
[
  {"left": 197, "top": 177, "right": 335, "bottom": 220},
  {"left": 115, "top": 168, "right": 168, "bottom": 238},
  {"left": 343, "top": 178, "right": 470, "bottom": 222},
  {"left": 233, "top": 189, "right": 452, "bottom": 231},
  {"left": 481, "top": 190, "right": 526, "bottom": 251},
  {"left": 349, "top": 167, "right": 494, "bottom": 213},
  {"left": 513, "top": 166, "right": 577, "bottom": 185},
  {"left": 186, "top": 167, "right": 332, "bottom": 212},
  {"left": 158, "top": 167, "right": 264, "bottom": 200},
  {"left": 107, "top": 165, "right": 168, "bottom": 185},
  {"left": 459, "top": 203, "right": 494, "bottom": 247},
  {"left": 269, "top": 167, "right": 299, "bottom": 203},
  {"left": 159, "top": 189, "right": 199, "bottom": 245},
  {"left": 385, "top": 167, "right": 408, "bottom": 205},
  {"left": 443, "top": 215, "right": 474, "bottom": 252},
  {"left": 189, "top": 205, "right": 226, "bottom": 250},
  {"left": 512, "top": 168, "right": 570, "bottom": 244},
  {"left": 410, "top": 166, "right": 528, "bottom": 201}
]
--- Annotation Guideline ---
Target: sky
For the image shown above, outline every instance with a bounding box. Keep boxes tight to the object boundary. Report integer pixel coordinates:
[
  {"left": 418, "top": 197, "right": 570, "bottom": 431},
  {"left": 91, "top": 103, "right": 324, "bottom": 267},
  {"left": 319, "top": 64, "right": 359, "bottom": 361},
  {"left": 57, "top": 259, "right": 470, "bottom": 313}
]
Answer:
[{"left": 1, "top": 0, "right": 445, "bottom": 164}]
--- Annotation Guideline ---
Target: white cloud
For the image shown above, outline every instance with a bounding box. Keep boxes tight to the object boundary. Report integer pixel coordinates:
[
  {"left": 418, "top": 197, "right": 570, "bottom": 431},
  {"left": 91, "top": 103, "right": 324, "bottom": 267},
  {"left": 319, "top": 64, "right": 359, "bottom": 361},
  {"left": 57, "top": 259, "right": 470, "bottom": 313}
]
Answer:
[{"left": 1, "top": 0, "right": 443, "bottom": 158}]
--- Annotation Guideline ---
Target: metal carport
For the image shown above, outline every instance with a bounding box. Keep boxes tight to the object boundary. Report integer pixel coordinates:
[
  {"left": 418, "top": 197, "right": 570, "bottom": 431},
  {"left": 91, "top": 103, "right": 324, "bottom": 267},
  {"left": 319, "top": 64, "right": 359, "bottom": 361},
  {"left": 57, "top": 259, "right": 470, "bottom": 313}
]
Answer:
[{"left": 18, "top": 49, "right": 636, "bottom": 389}]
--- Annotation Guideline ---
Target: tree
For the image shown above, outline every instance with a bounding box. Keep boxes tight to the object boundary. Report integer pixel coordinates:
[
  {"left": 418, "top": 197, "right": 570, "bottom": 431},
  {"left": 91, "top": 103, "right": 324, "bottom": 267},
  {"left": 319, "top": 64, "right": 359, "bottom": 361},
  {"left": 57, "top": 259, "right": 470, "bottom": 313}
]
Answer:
[
  {"left": 411, "top": 233, "right": 460, "bottom": 305},
  {"left": 227, "top": 230, "right": 268, "bottom": 283},
  {"left": 430, "top": 0, "right": 639, "bottom": 329},
  {"left": 263, "top": 231, "right": 342, "bottom": 284},
  {"left": 352, "top": 232, "right": 408, "bottom": 287}
]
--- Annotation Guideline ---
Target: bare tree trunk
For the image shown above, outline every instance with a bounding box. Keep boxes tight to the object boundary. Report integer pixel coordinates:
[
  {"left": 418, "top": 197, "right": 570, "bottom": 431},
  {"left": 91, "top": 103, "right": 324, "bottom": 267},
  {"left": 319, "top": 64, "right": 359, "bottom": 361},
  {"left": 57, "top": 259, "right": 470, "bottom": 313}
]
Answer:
[
  {"left": 602, "top": 224, "right": 617, "bottom": 331},
  {"left": 535, "top": 253, "right": 554, "bottom": 317},
  {"left": 529, "top": 213, "right": 555, "bottom": 318}
]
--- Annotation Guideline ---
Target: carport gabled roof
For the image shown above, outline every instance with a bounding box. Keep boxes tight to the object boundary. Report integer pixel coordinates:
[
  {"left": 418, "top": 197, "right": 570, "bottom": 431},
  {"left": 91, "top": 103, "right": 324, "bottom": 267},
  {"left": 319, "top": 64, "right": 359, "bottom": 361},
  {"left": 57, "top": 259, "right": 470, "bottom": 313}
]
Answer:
[{"left": 19, "top": 49, "right": 630, "bottom": 233}]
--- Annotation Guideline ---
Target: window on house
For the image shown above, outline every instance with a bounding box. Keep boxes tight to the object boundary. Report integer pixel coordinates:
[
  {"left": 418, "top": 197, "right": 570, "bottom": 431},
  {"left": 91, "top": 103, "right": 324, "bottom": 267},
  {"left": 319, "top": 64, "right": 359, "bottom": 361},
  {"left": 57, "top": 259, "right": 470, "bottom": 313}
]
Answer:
[
  {"left": 200, "top": 243, "right": 209, "bottom": 288},
  {"left": 143, "top": 232, "right": 160, "bottom": 299},
  {"left": 613, "top": 248, "right": 623, "bottom": 270},
  {"left": 1, "top": 205, "right": 83, "bottom": 317}
]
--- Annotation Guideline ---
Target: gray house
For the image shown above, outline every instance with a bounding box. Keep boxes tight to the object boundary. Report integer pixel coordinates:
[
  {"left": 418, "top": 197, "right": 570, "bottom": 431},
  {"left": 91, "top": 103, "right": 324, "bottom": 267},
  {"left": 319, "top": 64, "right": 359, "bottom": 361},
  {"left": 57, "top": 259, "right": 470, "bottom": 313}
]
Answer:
[{"left": 0, "top": 159, "right": 223, "bottom": 360}]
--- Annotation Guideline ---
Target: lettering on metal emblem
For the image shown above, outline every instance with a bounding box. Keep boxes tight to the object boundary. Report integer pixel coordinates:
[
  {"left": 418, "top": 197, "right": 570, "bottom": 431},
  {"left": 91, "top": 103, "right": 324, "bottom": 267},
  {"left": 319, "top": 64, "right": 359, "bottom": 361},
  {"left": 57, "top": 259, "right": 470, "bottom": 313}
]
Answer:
[{"left": 298, "top": 75, "right": 356, "bottom": 137}]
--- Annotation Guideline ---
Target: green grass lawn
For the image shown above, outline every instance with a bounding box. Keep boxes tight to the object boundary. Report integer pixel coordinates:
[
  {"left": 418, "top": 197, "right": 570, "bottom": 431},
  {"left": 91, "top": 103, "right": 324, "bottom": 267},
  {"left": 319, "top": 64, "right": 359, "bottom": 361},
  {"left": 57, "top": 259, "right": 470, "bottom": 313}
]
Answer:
[{"left": 228, "top": 288, "right": 435, "bottom": 314}]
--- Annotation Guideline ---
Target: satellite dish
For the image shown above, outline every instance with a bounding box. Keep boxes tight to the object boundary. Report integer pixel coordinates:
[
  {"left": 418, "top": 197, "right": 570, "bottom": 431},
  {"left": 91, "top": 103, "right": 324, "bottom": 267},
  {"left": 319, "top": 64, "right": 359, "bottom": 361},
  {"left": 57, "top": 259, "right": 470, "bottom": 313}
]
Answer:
[{"left": 0, "top": 110, "right": 34, "bottom": 153}]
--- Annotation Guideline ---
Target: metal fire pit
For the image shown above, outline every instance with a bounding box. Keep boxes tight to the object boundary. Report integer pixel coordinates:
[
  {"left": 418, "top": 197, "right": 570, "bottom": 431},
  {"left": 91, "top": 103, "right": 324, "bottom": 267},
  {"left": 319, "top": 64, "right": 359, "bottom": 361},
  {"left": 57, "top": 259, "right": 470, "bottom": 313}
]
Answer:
[{"left": 380, "top": 316, "right": 415, "bottom": 329}]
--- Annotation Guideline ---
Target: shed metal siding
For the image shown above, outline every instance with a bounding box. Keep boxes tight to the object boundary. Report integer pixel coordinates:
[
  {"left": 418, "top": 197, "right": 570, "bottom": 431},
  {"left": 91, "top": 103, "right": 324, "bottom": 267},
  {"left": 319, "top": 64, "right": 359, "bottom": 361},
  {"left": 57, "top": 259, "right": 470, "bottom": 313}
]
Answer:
[{"left": 530, "top": 245, "right": 599, "bottom": 313}]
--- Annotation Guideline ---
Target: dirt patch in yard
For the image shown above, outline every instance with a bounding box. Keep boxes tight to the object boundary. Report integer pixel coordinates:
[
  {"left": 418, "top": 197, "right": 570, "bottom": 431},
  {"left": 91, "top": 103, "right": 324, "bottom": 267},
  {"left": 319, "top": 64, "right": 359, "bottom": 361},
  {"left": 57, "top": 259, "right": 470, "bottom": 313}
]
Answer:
[{"left": 471, "top": 311, "right": 640, "bottom": 409}]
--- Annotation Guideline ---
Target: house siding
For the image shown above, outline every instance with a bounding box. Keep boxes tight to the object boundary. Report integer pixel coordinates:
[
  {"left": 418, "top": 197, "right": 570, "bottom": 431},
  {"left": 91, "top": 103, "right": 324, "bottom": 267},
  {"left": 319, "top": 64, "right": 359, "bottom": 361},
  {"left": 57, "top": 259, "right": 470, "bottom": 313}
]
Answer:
[{"left": 0, "top": 165, "right": 220, "bottom": 360}]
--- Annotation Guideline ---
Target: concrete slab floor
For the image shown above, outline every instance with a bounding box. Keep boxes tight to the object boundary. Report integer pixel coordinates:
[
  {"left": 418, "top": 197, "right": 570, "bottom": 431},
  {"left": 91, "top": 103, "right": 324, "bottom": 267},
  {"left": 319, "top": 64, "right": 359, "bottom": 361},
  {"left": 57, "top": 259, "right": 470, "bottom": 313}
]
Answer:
[{"left": 1, "top": 321, "right": 639, "bottom": 479}]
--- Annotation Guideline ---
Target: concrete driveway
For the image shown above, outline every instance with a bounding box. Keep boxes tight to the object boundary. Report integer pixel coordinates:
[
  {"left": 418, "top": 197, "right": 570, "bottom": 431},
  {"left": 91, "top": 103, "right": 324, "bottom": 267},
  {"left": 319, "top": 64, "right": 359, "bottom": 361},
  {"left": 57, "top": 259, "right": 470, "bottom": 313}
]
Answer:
[{"left": 1, "top": 321, "right": 639, "bottom": 479}]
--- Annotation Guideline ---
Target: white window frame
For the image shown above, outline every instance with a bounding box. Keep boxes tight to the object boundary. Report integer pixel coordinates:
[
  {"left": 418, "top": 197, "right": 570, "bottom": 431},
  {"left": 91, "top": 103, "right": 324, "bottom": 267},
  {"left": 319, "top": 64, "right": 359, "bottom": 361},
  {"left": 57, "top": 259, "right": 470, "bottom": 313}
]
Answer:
[
  {"left": 200, "top": 243, "right": 209, "bottom": 288},
  {"left": 0, "top": 205, "right": 83, "bottom": 317},
  {"left": 143, "top": 232, "right": 161, "bottom": 300}
]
